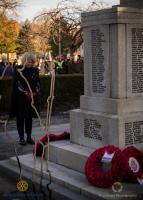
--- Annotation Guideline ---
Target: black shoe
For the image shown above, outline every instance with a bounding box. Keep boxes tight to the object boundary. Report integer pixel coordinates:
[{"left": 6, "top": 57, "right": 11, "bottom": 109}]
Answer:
[
  {"left": 27, "top": 138, "right": 35, "bottom": 144},
  {"left": 19, "top": 139, "right": 26, "bottom": 145}
]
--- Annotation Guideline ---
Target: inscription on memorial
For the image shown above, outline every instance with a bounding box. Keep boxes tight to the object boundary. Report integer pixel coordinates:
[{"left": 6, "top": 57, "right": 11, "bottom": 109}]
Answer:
[
  {"left": 132, "top": 28, "right": 143, "bottom": 93},
  {"left": 84, "top": 118, "right": 102, "bottom": 140},
  {"left": 125, "top": 121, "right": 143, "bottom": 145},
  {"left": 91, "top": 29, "right": 106, "bottom": 93}
]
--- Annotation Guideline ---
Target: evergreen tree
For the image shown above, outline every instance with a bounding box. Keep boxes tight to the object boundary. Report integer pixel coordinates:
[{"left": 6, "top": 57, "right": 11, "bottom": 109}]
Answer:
[{"left": 16, "top": 20, "right": 34, "bottom": 54}]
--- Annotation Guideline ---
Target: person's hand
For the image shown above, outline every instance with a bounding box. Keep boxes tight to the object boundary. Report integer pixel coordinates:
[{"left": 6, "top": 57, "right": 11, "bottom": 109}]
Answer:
[{"left": 25, "top": 92, "right": 37, "bottom": 101}]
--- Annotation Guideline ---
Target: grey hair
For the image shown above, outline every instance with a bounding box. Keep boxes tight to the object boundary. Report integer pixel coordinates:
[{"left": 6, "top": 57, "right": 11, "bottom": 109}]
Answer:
[
  {"left": 1, "top": 55, "right": 7, "bottom": 61},
  {"left": 21, "top": 52, "right": 36, "bottom": 65}
]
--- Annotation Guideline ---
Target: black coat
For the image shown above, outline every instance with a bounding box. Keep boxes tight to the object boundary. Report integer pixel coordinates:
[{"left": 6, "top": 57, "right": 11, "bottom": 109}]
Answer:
[
  {"left": 10, "top": 66, "right": 40, "bottom": 118},
  {"left": 0, "top": 62, "right": 13, "bottom": 76}
]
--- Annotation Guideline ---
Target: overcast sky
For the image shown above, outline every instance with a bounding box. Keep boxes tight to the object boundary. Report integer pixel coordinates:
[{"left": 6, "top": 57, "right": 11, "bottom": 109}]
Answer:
[{"left": 17, "top": 0, "right": 119, "bottom": 21}]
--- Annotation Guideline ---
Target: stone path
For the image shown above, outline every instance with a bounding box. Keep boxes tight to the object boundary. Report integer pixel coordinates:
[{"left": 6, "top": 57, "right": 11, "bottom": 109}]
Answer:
[
  {"left": 0, "top": 113, "right": 69, "bottom": 159},
  {"left": 0, "top": 113, "right": 70, "bottom": 199}
]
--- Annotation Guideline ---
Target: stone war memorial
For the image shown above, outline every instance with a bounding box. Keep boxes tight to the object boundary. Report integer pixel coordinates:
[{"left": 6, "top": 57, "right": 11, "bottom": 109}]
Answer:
[
  {"left": 1, "top": 0, "right": 143, "bottom": 200},
  {"left": 71, "top": 0, "right": 143, "bottom": 151}
]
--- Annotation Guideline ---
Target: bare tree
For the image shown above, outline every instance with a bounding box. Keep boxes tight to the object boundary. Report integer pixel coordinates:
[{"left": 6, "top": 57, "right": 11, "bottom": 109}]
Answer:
[
  {"left": 0, "top": 0, "right": 21, "bottom": 15},
  {"left": 86, "top": 0, "right": 109, "bottom": 11},
  {"left": 32, "top": 0, "right": 84, "bottom": 56},
  {"left": 32, "top": 0, "right": 110, "bottom": 56}
]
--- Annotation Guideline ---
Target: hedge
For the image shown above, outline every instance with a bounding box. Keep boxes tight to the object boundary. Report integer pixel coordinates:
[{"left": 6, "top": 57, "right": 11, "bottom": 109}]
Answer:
[{"left": 0, "top": 74, "right": 84, "bottom": 113}]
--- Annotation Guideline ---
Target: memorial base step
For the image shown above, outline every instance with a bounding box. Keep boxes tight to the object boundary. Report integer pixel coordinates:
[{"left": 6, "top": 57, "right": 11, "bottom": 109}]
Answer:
[
  {"left": 0, "top": 154, "right": 142, "bottom": 200},
  {"left": 46, "top": 140, "right": 94, "bottom": 173}
]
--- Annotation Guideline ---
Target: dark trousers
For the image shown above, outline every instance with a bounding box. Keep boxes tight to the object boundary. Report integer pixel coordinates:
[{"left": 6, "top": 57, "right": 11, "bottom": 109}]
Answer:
[{"left": 16, "top": 117, "right": 32, "bottom": 140}]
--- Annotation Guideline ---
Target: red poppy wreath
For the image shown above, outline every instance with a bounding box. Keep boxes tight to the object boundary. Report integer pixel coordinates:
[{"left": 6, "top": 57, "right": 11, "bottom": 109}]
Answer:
[
  {"left": 85, "top": 145, "right": 126, "bottom": 188},
  {"left": 122, "top": 146, "right": 143, "bottom": 183},
  {"left": 33, "top": 131, "right": 70, "bottom": 156}
]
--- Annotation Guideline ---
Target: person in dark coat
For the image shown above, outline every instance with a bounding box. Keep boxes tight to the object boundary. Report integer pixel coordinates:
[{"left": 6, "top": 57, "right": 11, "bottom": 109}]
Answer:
[
  {"left": 10, "top": 52, "right": 40, "bottom": 145},
  {"left": 12, "top": 59, "right": 18, "bottom": 69},
  {"left": 0, "top": 55, "right": 13, "bottom": 77}
]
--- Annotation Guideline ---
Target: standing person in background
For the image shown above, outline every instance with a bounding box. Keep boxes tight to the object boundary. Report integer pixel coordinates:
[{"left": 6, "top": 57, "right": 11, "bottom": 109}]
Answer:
[
  {"left": 10, "top": 52, "right": 40, "bottom": 145},
  {"left": 0, "top": 55, "right": 13, "bottom": 77},
  {"left": 75, "top": 55, "right": 84, "bottom": 74},
  {"left": 44, "top": 59, "right": 50, "bottom": 75},
  {"left": 55, "top": 56, "right": 64, "bottom": 74},
  {"left": 12, "top": 59, "right": 18, "bottom": 69}
]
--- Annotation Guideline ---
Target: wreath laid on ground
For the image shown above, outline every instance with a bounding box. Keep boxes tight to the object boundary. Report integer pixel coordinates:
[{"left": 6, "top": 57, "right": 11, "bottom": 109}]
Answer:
[
  {"left": 33, "top": 131, "right": 70, "bottom": 156},
  {"left": 33, "top": 131, "right": 143, "bottom": 188},
  {"left": 84, "top": 145, "right": 126, "bottom": 188},
  {"left": 122, "top": 146, "right": 143, "bottom": 183}
]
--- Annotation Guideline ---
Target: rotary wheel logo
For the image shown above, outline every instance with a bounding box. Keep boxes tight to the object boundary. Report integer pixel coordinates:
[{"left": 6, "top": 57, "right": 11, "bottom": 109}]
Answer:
[
  {"left": 112, "top": 182, "right": 123, "bottom": 193},
  {"left": 17, "top": 179, "right": 28, "bottom": 192}
]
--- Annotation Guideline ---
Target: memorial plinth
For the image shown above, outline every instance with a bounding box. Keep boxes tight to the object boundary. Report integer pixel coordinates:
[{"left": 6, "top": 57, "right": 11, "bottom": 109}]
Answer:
[
  {"left": 120, "top": 0, "right": 143, "bottom": 8},
  {"left": 2, "top": 2, "right": 143, "bottom": 200},
  {"left": 70, "top": 6, "right": 143, "bottom": 150}
]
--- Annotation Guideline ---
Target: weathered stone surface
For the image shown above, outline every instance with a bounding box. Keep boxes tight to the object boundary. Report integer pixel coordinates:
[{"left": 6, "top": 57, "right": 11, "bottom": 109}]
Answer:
[
  {"left": 69, "top": 6, "right": 143, "bottom": 151},
  {"left": 80, "top": 96, "right": 143, "bottom": 114},
  {"left": 120, "top": 0, "right": 143, "bottom": 8},
  {"left": 70, "top": 109, "right": 119, "bottom": 149},
  {"left": 81, "top": 7, "right": 143, "bottom": 27},
  {"left": 83, "top": 25, "right": 110, "bottom": 97},
  {"left": 44, "top": 140, "right": 93, "bottom": 173},
  {"left": 70, "top": 109, "right": 143, "bottom": 150},
  {"left": 127, "top": 24, "right": 143, "bottom": 97}
]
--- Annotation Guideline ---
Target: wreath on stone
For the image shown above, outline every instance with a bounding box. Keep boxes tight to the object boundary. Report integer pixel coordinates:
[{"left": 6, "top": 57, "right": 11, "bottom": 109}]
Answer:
[
  {"left": 84, "top": 145, "right": 126, "bottom": 188},
  {"left": 33, "top": 131, "right": 70, "bottom": 156},
  {"left": 122, "top": 146, "right": 143, "bottom": 183}
]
